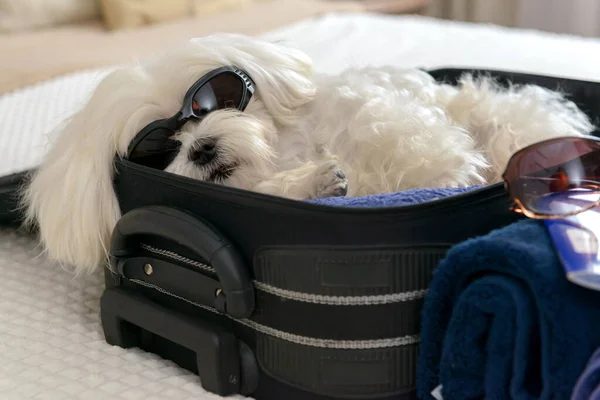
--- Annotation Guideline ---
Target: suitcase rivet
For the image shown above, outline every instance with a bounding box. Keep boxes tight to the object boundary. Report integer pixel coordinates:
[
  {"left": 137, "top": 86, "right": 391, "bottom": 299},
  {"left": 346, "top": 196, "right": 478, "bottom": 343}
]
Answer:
[
  {"left": 215, "top": 288, "right": 223, "bottom": 297},
  {"left": 144, "top": 263, "right": 153, "bottom": 276}
]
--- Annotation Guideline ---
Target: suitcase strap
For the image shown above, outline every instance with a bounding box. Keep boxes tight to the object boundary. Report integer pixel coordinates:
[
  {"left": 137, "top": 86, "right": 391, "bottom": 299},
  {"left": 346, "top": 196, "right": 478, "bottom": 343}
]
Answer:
[{"left": 103, "top": 206, "right": 447, "bottom": 399}]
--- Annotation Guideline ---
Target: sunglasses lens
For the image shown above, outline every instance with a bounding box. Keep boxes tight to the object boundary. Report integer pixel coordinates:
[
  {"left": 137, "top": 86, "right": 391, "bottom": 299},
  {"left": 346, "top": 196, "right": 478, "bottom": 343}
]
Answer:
[
  {"left": 192, "top": 73, "right": 245, "bottom": 117},
  {"left": 507, "top": 138, "right": 600, "bottom": 216}
]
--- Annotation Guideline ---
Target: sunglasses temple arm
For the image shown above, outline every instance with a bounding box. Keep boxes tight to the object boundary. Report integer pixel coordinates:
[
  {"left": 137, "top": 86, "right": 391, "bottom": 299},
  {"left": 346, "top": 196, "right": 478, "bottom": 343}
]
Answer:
[
  {"left": 168, "top": 112, "right": 185, "bottom": 130},
  {"left": 509, "top": 204, "right": 523, "bottom": 214}
]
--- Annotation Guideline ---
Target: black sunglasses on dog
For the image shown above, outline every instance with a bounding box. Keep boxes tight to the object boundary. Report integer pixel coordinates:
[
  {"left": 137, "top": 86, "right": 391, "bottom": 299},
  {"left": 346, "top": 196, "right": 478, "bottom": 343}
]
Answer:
[{"left": 126, "top": 66, "right": 255, "bottom": 169}]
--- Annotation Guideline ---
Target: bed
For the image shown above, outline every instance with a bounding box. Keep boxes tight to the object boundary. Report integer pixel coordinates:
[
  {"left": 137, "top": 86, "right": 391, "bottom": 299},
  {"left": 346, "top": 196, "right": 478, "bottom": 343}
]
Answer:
[{"left": 2, "top": 12, "right": 600, "bottom": 400}]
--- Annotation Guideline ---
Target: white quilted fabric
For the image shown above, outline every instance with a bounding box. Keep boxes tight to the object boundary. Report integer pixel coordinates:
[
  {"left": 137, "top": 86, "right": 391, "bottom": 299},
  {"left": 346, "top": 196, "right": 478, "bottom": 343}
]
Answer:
[
  {"left": 0, "top": 228, "right": 245, "bottom": 400},
  {"left": 2, "top": 13, "right": 600, "bottom": 400},
  {"left": 0, "top": 68, "right": 114, "bottom": 178}
]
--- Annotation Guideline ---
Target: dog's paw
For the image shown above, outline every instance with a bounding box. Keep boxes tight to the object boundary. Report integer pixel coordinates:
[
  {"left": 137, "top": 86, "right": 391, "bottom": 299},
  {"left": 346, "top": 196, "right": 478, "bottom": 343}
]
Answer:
[{"left": 314, "top": 160, "right": 348, "bottom": 198}]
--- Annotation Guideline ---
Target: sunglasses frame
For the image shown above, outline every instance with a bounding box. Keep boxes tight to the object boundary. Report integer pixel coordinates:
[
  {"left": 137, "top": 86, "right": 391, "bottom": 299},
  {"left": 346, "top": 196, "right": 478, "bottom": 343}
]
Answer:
[
  {"left": 126, "top": 66, "right": 255, "bottom": 166},
  {"left": 502, "top": 134, "right": 600, "bottom": 219}
]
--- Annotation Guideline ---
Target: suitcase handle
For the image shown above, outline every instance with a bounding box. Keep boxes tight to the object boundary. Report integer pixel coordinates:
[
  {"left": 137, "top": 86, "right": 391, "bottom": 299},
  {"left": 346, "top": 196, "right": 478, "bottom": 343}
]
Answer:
[
  {"left": 101, "top": 287, "right": 259, "bottom": 396},
  {"left": 109, "top": 205, "right": 255, "bottom": 319}
]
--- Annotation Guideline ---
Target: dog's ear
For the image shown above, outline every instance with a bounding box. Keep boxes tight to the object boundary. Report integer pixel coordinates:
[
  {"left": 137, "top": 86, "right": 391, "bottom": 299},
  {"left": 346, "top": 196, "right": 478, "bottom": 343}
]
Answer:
[
  {"left": 21, "top": 67, "right": 152, "bottom": 275},
  {"left": 245, "top": 38, "right": 317, "bottom": 126}
]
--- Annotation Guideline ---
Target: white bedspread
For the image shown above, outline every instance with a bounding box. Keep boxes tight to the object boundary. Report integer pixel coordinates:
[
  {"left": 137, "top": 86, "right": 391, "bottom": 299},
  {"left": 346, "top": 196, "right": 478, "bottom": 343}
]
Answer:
[{"left": 2, "top": 13, "right": 600, "bottom": 400}]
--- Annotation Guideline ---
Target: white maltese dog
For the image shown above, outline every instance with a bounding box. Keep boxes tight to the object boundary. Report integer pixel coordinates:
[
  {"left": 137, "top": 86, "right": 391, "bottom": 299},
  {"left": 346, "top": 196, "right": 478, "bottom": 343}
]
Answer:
[{"left": 22, "top": 33, "right": 595, "bottom": 275}]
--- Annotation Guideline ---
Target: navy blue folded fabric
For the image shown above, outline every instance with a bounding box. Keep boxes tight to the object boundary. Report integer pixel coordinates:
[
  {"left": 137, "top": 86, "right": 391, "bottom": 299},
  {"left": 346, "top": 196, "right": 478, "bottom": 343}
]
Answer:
[
  {"left": 416, "top": 219, "right": 600, "bottom": 400},
  {"left": 572, "top": 348, "right": 600, "bottom": 400},
  {"left": 308, "top": 186, "right": 479, "bottom": 207}
]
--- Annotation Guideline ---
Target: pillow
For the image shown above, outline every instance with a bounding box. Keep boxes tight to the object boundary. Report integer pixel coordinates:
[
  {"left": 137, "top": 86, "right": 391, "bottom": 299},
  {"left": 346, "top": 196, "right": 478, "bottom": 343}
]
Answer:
[
  {"left": 100, "top": 0, "right": 252, "bottom": 31},
  {"left": 0, "top": 0, "right": 100, "bottom": 32}
]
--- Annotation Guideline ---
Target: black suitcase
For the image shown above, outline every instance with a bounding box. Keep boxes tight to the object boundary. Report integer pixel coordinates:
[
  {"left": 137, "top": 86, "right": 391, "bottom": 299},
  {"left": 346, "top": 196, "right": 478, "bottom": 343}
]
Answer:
[{"left": 3, "top": 68, "right": 600, "bottom": 400}]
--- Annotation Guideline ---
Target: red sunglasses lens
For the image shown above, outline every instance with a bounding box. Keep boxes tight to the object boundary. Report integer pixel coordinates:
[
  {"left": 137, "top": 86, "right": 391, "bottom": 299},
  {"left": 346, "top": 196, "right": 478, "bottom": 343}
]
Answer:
[{"left": 506, "top": 137, "right": 600, "bottom": 216}]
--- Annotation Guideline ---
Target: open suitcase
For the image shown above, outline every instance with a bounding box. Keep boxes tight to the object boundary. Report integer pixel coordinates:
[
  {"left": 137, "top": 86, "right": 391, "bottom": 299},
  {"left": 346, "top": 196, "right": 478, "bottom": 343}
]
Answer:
[{"left": 2, "top": 68, "right": 600, "bottom": 400}]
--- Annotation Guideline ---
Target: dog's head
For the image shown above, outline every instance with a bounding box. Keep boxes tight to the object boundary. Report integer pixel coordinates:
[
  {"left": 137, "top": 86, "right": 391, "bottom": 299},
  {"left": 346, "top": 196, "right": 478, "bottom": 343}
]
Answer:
[{"left": 22, "top": 33, "right": 316, "bottom": 275}]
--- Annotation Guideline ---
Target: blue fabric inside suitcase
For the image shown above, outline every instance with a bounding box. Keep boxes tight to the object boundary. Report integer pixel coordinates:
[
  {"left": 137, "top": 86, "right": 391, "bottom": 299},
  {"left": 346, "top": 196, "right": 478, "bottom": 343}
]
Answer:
[{"left": 309, "top": 186, "right": 482, "bottom": 207}]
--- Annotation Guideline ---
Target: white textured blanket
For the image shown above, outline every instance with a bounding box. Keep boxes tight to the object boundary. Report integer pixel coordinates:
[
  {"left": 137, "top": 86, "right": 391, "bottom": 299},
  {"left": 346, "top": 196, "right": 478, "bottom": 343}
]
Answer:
[{"left": 1, "top": 13, "right": 600, "bottom": 400}]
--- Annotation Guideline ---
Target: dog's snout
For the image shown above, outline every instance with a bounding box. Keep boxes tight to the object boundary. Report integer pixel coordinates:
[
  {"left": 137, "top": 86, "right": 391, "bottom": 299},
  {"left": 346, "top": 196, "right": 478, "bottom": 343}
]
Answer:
[{"left": 189, "top": 138, "right": 217, "bottom": 165}]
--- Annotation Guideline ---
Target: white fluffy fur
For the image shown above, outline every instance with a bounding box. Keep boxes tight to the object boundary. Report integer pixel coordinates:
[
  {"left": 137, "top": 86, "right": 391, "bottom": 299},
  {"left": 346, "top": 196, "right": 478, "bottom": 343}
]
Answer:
[{"left": 21, "top": 33, "right": 595, "bottom": 275}]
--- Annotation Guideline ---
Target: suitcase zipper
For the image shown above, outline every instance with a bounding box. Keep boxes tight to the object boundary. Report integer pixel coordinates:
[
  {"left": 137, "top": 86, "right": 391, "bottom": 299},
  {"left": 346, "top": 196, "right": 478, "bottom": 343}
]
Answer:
[
  {"left": 127, "top": 273, "right": 420, "bottom": 349},
  {"left": 140, "top": 243, "right": 215, "bottom": 274},
  {"left": 139, "top": 243, "right": 428, "bottom": 306}
]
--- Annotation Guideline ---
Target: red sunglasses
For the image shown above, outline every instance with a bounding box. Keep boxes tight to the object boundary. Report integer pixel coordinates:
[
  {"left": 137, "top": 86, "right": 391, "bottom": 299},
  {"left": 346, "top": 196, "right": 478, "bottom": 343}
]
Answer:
[{"left": 502, "top": 135, "right": 600, "bottom": 219}]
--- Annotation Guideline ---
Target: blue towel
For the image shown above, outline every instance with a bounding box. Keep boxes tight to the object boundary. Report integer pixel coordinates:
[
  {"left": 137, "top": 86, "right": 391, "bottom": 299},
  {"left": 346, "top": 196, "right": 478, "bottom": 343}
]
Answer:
[
  {"left": 572, "top": 348, "right": 600, "bottom": 400},
  {"left": 416, "top": 219, "right": 600, "bottom": 400},
  {"left": 308, "top": 186, "right": 480, "bottom": 207}
]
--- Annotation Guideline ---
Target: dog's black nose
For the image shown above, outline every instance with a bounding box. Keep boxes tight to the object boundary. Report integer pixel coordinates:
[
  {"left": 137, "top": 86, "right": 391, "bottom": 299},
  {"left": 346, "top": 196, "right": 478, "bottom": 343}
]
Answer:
[{"left": 189, "top": 138, "right": 217, "bottom": 165}]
